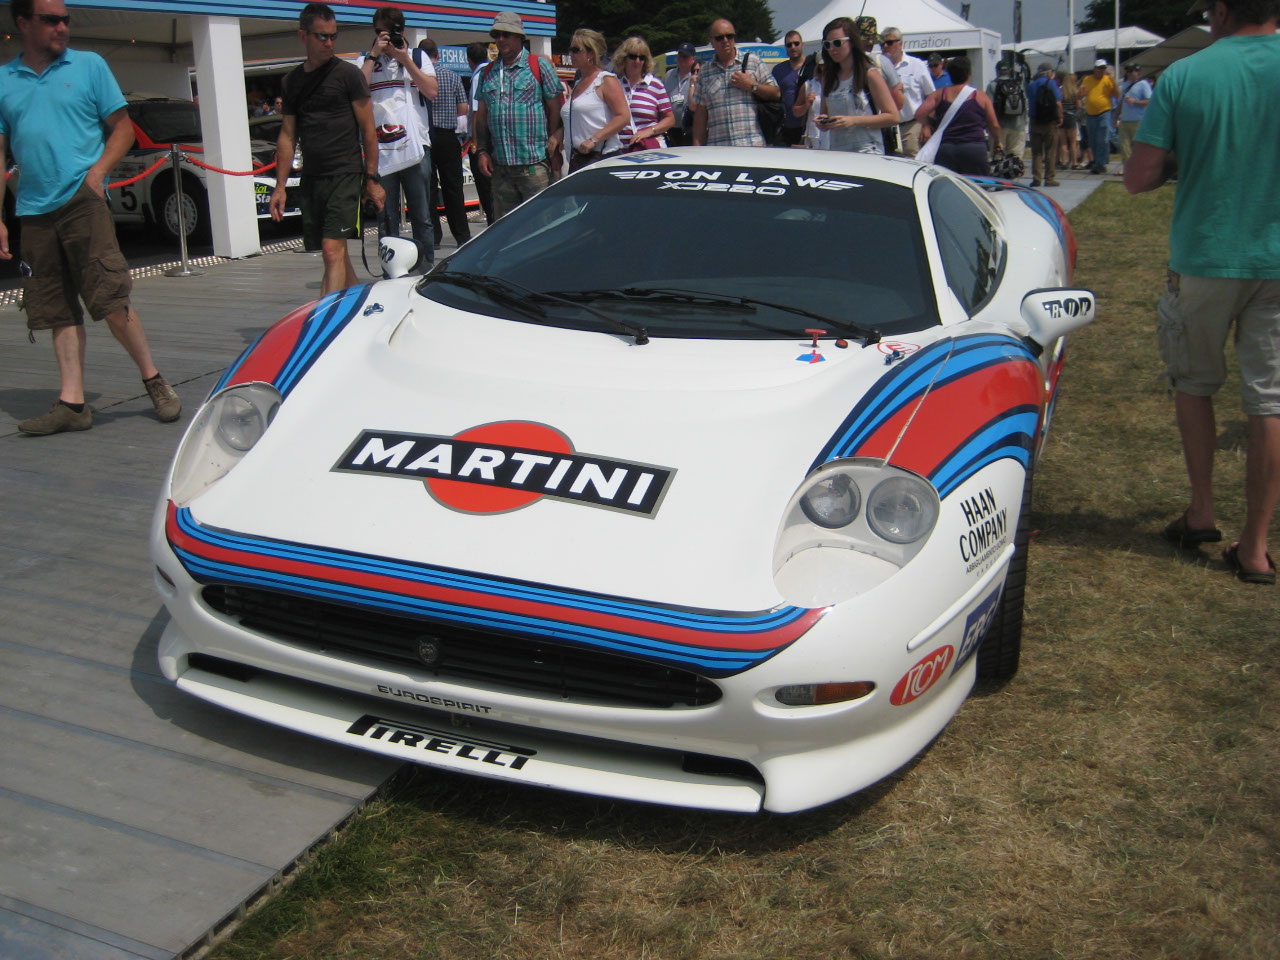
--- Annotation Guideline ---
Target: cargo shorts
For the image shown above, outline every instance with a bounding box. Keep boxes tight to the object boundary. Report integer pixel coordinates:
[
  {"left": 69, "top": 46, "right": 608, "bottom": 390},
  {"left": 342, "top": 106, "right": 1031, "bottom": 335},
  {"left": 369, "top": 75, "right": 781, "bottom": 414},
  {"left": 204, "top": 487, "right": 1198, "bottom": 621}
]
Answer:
[
  {"left": 20, "top": 180, "right": 132, "bottom": 330},
  {"left": 1157, "top": 271, "right": 1280, "bottom": 416}
]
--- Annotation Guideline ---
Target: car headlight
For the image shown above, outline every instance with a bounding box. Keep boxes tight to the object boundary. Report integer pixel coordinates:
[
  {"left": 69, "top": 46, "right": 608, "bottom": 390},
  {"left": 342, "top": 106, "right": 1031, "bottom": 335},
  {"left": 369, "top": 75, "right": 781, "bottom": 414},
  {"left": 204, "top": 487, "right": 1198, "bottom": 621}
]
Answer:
[
  {"left": 774, "top": 459, "right": 940, "bottom": 606},
  {"left": 169, "top": 382, "right": 280, "bottom": 507}
]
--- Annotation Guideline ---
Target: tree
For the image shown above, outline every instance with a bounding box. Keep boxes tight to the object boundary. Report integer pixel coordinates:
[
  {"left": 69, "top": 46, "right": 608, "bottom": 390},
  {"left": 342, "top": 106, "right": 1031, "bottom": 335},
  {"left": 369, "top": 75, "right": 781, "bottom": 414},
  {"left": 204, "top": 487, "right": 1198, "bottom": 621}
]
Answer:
[
  {"left": 1077, "top": 0, "right": 1199, "bottom": 39},
  {"left": 552, "top": 0, "right": 776, "bottom": 59}
]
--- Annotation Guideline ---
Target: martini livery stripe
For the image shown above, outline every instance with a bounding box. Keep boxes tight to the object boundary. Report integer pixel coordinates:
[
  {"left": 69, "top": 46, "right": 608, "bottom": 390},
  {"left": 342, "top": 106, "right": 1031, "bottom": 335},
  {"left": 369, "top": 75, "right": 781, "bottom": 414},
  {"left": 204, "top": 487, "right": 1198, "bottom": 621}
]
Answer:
[
  {"left": 167, "top": 503, "right": 822, "bottom": 676},
  {"left": 213, "top": 284, "right": 373, "bottom": 399},
  {"left": 812, "top": 334, "right": 1043, "bottom": 497}
]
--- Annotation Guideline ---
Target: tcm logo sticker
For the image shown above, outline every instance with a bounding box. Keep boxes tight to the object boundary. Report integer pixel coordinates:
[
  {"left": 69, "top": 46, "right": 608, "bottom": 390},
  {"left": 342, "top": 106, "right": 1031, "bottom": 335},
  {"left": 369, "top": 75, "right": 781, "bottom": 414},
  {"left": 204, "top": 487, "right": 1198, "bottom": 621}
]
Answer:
[
  {"left": 890, "top": 645, "right": 955, "bottom": 706},
  {"left": 334, "top": 421, "right": 676, "bottom": 517}
]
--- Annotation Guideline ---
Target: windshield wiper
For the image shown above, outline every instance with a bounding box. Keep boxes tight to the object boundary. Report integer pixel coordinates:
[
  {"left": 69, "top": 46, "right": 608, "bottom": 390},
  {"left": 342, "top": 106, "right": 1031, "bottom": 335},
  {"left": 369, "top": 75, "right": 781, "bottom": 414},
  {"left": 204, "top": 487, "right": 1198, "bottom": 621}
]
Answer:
[
  {"left": 547, "top": 286, "right": 881, "bottom": 344},
  {"left": 422, "top": 271, "right": 648, "bottom": 344}
]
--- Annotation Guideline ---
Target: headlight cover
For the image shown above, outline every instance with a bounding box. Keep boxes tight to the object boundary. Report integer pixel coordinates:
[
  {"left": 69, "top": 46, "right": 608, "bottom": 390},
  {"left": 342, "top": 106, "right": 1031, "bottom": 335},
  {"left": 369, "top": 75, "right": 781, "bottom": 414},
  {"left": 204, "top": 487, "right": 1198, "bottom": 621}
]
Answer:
[
  {"left": 169, "top": 382, "right": 281, "bottom": 507},
  {"left": 774, "top": 459, "right": 940, "bottom": 606}
]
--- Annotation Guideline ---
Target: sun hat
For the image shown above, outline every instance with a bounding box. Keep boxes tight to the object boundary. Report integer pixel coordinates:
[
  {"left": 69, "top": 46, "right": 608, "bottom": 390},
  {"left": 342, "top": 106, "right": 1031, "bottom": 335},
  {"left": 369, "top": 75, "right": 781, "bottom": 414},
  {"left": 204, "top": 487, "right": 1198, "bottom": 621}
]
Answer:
[{"left": 491, "top": 11, "right": 525, "bottom": 36}]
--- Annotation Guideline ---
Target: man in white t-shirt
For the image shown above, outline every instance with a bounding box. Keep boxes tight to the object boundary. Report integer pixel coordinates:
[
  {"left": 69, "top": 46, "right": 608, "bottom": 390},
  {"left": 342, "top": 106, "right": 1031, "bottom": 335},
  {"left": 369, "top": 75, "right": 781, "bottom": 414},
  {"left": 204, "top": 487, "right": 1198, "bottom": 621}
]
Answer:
[
  {"left": 879, "top": 26, "right": 934, "bottom": 156},
  {"left": 357, "top": 5, "right": 437, "bottom": 271}
]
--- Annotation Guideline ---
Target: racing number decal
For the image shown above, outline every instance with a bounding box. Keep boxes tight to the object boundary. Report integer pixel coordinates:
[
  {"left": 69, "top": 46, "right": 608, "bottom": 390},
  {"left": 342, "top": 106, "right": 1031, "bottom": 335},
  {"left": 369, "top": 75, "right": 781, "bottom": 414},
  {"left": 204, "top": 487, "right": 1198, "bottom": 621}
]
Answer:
[{"left": 117, "top": 182, "right": 139, "bottom": 213}]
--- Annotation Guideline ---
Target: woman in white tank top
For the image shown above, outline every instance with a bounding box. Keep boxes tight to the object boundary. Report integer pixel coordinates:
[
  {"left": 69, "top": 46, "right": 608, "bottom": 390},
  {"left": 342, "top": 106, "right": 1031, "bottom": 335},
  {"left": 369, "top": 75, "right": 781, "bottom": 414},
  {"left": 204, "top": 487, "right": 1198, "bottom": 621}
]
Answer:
[{"left": 560, "top": 28, "right": 630, "bottom": 172}]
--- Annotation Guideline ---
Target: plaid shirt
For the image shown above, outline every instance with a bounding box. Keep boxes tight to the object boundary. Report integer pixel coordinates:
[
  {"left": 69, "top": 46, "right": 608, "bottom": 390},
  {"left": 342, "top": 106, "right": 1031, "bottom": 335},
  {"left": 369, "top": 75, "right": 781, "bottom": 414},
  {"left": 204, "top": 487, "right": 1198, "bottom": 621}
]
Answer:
[
  {"left": 475, "top": 49, "right": 562, "bottom": 166},
  {"left": 428, "top": 63, "right": 467, "bottom": 131},
  {"left": 690, "top": 52, "right": 775, "bottom": 147}
]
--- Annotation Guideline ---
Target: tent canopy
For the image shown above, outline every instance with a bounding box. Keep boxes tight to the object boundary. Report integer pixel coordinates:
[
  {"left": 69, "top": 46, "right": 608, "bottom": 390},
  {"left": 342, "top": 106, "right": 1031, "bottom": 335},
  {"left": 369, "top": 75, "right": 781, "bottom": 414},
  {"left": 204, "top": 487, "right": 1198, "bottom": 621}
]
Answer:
[
  {"left": 1126, "top": 26, "right": 1213, "bottom": 78},
  {"left": 1005, "top": 26, "right": 1164, "bottom": 72}
]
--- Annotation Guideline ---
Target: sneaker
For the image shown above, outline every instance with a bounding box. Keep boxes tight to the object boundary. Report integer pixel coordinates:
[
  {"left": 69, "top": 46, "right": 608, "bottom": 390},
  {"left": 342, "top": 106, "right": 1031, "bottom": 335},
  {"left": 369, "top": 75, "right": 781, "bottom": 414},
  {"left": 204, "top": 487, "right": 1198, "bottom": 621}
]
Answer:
[
  {"left": 1029, "top": 179, "right": 1042, "bottom": 187},
  {"left": 19, "top": 399, "right": 93, "bottom": 435},
  {"left": 1045, "top": 179, "right": 1061, "bottom": 186},
  {"left": 144, "top": 374, "right": 182, "bottom": 422}
]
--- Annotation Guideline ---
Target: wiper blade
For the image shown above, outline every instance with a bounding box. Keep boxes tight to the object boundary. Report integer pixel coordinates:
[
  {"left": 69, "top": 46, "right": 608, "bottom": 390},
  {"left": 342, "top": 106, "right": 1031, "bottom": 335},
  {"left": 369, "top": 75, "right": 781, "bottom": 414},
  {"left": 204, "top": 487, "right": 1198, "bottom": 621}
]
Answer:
[
  {"left": 549, "top": 286, "right": 880, "bottom": 344},
  {"left": 419, "top": 270, "right": 548, "bottom": 321},
  {"left": 425, "top": 271, "right": 648, "bottom": 344}
]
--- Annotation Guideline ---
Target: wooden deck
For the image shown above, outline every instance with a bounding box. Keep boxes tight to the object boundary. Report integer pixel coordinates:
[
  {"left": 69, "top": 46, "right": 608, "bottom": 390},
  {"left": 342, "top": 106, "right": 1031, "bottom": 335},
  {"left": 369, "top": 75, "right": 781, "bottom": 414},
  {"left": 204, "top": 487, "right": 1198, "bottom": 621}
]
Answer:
[{"left": 0, "top": 242, "right": 416, "bottom": 959}]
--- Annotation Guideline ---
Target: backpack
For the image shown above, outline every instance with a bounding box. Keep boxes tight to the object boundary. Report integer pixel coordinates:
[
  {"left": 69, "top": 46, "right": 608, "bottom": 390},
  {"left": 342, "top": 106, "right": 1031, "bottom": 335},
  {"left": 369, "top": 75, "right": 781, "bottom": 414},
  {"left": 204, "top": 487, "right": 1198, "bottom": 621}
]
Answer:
[
  {"left": 994, "top": 76, "right": 1025, "bottom": 117},
  {"left": 1035, "top": 78, "right": 1057, "bottom": 119}
]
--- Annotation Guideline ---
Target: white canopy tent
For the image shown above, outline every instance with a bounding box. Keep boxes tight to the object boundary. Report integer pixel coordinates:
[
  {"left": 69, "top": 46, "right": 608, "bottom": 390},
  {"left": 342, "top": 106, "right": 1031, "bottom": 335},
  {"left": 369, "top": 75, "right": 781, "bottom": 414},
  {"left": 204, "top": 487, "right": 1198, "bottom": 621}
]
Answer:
[
  {"left": 779, "top": 0, "right": 1002, "bottom": 88},
  {"left": 1126, "top": 26, "right": 1213, "bottom": 79},
  {"left": 1004, "top": 26, "right": 1164, "bottom": 73}
]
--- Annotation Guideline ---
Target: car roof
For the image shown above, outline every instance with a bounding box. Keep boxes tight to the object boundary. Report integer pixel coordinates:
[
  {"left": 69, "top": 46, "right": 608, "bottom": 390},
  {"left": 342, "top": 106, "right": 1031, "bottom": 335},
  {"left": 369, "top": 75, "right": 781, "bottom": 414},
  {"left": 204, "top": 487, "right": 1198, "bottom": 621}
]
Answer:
[{"left": 592, "top": 147, "right": 928, "bottom": 189}]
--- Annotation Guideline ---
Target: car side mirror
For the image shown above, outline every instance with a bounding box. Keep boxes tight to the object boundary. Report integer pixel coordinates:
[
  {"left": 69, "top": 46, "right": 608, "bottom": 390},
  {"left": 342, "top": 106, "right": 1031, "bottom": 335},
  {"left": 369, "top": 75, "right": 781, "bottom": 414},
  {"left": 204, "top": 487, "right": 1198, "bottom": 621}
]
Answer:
[
  {"left": 1020, "top": 288, "right": 1096, "bottom": 354},
  {"left": 379, "top": 237, "right": 419, "bottom": 280}
]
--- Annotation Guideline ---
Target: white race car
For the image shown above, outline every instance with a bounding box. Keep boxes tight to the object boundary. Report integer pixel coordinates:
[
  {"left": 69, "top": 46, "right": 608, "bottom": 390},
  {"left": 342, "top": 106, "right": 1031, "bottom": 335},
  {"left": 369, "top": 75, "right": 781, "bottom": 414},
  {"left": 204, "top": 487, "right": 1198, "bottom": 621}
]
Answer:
[
  {"left": 110, "top": 96, "right": 300, "bottom": 243},
  {"left": 152, "top": 149, "right": 1094, "bottom": 813}
]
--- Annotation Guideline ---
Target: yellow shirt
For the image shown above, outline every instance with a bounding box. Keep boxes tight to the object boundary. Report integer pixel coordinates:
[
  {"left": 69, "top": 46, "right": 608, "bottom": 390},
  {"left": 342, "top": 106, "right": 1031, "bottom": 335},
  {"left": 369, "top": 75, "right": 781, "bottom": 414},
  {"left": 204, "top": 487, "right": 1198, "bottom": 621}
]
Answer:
[{"left": 1081, "top": 74, "right": 1118, "bottom": 116}]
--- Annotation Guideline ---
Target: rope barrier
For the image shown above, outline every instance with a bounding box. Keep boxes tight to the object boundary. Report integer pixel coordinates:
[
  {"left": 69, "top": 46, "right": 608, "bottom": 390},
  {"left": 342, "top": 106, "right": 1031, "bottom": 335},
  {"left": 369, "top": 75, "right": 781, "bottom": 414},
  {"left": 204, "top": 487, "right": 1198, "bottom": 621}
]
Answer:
[
  {"left": 105, "top": 156, "right": 169, "bottom": 190},
  {"left": 185, "top": 156, "right": 277, "bottom": 176}
]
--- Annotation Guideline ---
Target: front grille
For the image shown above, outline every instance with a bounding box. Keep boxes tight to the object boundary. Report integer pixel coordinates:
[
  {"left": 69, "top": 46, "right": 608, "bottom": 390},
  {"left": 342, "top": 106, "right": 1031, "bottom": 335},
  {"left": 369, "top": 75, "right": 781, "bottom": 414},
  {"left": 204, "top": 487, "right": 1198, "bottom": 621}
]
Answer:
[{"left": 202, "top": 585, "right": 721, "bottom": 709}]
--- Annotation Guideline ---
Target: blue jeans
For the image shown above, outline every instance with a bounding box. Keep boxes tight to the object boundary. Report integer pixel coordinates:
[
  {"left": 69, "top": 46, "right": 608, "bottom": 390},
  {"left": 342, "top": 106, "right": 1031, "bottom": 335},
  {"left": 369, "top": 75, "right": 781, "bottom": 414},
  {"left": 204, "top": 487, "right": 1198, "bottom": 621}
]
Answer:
[
  {"left": 379, "top": 147, "right": 434, "bottom": 271},
  {"left": 1085, "top": 113, "right": 1110, "bottom": 171}
]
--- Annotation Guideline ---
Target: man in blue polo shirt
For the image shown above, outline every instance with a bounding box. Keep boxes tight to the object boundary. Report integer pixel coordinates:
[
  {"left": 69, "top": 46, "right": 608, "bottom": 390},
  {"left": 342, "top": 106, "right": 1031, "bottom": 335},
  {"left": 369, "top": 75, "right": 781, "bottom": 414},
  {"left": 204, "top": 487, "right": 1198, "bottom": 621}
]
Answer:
[{"left": 0, "top": 0, "right": 180, "bottom": 435}]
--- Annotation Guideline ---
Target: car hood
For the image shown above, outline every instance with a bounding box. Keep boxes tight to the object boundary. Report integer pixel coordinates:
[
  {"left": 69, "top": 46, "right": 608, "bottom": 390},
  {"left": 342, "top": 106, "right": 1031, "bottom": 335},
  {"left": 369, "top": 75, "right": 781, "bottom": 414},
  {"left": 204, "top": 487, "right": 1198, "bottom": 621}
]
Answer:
[{"left": 187, "top": 282, "right": 952, "bottom": 611}]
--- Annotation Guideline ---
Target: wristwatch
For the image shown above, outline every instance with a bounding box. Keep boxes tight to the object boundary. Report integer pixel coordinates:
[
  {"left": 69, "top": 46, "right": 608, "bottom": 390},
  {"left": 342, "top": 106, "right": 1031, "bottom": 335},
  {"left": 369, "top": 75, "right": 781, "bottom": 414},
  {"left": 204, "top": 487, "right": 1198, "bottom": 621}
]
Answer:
[
  {"left": 366, "top": 173, "right": 382, "bottom": 184},
  {"left": 751, "top": 83, "right": 758, "bottom": 93}
]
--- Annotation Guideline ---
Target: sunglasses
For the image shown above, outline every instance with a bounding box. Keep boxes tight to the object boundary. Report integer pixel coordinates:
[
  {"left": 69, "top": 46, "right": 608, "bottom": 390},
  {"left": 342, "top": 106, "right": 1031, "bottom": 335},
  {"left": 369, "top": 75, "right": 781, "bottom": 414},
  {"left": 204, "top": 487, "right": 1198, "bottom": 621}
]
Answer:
[
  {"left": 822, "top": 37, "right": 850, "bottom": 49},
  {"left": 491, "top": 30, "right": 518, "bottom": 39},
  {"left": 786, "top": 41, "right": 802, "bottom": 48},
  {"left": 568, "top": 45, "right": 584, "bottom": 53},
  {"left": 712, "top": 33, "right": 735, "bottom": 42},
  {"left": 882, "top": 38, "right": 899, "bottom": 45},
  {"left": 626, "top": 53, "right": 646, "bottom": 61},
  {"left": 310, "top": 31, "right": 338, "bottom": 42},
  {"left": 35, "top": 12, "right": 71, "bottom": 26}
]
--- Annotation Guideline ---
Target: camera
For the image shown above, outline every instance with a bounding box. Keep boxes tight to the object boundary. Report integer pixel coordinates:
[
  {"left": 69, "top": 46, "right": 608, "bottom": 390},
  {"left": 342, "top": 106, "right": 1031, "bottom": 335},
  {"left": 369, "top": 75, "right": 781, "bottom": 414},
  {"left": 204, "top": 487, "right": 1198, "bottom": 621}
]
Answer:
[{"left": 388, "top": 28, "right": 405, "bottom": 49}]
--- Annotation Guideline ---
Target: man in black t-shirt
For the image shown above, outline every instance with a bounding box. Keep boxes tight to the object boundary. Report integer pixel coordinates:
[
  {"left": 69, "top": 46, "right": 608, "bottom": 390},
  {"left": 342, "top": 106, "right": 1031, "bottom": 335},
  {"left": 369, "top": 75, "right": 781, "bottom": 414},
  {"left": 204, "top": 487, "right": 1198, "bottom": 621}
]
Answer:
[{"left": 270, "top": 2, "right": 385, "bottom": 295}]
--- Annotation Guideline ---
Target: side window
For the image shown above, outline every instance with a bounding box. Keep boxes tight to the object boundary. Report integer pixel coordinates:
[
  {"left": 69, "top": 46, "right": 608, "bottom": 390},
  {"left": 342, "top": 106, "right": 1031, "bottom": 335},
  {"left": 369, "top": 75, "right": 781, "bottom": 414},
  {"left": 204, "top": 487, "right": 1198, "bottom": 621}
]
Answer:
[{"left": 928, "top": 178, "right": 1005, "bottom": 314}]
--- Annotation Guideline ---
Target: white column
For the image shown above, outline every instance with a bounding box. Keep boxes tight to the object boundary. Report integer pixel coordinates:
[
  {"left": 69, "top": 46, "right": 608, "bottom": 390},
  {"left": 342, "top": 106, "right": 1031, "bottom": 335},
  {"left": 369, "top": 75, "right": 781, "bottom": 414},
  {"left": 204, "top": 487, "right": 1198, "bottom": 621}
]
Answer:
[
  {"left": 191, "top": 16, "right": 260, "bottom": 259},
  {"left": 529, "top": 35, "right": 551, "bottom": 59}
]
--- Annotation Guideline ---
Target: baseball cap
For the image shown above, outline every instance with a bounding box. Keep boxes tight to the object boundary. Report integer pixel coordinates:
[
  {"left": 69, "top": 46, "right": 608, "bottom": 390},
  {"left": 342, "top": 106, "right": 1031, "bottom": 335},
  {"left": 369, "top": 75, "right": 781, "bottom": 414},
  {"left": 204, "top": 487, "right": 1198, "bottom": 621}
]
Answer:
[
  {"left": 1094, "top": 58, "right": 1108, "bottom": 67},
  {"left": 677, "top": 41, "right": 697, "bottom": 57},
  {"left": 491, "top": 11, "right": 525, "bottom": 36},
  {"left": 855, "top": 16, "right": 879, "bottom": 45},
  {"left": 927, "top": 53, "right": 944, "bottom": 66}
]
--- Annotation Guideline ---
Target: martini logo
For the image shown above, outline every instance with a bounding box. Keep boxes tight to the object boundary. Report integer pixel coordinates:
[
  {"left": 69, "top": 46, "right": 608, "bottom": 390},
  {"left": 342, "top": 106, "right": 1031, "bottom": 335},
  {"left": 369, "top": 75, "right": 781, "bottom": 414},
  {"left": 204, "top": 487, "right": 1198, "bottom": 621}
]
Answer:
[{"left": 334, "top": 421, "right": 675, "bottom": 517}]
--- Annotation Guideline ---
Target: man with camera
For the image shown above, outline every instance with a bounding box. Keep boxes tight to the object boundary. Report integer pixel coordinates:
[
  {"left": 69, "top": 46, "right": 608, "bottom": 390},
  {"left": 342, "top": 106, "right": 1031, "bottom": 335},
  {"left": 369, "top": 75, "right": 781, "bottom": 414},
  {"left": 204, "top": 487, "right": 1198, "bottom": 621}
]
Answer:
[
  {"left": 358, "top": 6, "right": 438, "bottom": 272},
  {"left": 272, "top": 3, "right": 385, "bottom": 296}
]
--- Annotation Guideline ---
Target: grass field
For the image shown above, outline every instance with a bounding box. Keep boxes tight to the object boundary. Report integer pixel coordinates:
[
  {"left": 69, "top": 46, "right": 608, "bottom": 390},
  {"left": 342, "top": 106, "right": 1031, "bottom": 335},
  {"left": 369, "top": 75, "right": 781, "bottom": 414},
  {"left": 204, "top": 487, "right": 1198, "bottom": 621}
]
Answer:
[{"left": 210, "top": 182, "right": 1279, "bottom": 960}]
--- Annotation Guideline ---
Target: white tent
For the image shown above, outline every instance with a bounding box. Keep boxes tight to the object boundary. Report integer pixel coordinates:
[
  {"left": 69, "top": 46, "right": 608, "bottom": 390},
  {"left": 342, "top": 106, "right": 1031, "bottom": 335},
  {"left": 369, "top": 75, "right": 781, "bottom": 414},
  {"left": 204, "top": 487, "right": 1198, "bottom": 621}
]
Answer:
[
  {"left": 1005, "top": 26, "right": 1164, "bottom": 73},
  {"left": 1127, "top": 26, "right": 1213, "bottom": 78},
  {"left": 779, "top": 0, "right": 1002, "bottom": 88}
]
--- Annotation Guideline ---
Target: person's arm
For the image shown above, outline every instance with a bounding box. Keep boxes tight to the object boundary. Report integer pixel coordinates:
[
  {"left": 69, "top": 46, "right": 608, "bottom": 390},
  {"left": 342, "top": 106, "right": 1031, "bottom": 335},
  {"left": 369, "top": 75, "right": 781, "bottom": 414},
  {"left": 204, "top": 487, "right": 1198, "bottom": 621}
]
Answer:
[
  {"left": 820, "top": 68, "right": 896, "bottom": 131},
  {"left": 581, "top": 75, "right": 630, "bottom": 152},
  {"left": 692, "top": 102, "right": 708, "bottom": 146},
  {"left": 639, "top": 82, "right": 676, "bottom": 139},
  {"left": 84, "top": 106, "right": 134, "bottom": 197},
  {"left": 269, "top": 113, "right": 297, "bottom": 221},
  {"left": 390, "top": 44, "right": 438, "bottom": 101},
  {"left": 539, "top": 58, "right": 562, "bottom": 156},
  {"left": 977, "top": 91, "right": 1001, "bottom": 142},
  {"left": 474, "top": 99, "right": 493, "bottom": 176},
  {"left": 914, "top": 89, "right": 941, "bottom": 124},
  {"left": 353, "top": 96, "right": 386, "bottom": 211},
  {"left": 1124, "top": 141, "right": 1168, "bottom": 193},
  {"left": 0, "top": 132, "right": 10, "bottom": 259}
]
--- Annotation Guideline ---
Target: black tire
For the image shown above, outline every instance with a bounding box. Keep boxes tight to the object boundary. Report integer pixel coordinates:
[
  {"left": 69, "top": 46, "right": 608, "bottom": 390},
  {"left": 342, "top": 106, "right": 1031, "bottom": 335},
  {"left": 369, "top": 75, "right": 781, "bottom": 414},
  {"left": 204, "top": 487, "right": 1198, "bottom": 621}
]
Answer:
[
  {"left": 976, "top": 468, "right": 1032, "bottom": 682},
  {"left": 155, "top": 172, "right": 209, "bottom": 245}
]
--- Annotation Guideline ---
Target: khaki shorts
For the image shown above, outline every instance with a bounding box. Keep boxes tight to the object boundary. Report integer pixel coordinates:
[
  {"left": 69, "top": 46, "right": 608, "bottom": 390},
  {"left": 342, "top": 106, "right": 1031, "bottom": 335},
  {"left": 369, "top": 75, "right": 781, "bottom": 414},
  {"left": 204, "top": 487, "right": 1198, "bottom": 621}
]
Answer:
[
  {"left": 20, "top": 181, "right": 132, "bottom": 330},
  {"left": 300, "top": 173, "right": 364, "bottom": 251},
  {"left": 1157, "top": 271, "right": 1280, "bottom": 416}
]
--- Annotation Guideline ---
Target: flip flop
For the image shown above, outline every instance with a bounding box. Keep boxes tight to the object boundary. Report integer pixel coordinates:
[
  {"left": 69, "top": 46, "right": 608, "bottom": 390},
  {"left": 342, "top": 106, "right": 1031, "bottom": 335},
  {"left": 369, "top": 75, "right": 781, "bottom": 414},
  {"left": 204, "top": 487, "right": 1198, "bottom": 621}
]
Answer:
[
  {"left": 1162, "top": 512, "right": 1222, "bottom": 547},
  {"left": 1223, "top": 544, "right": 1277, "bottom": 585}
]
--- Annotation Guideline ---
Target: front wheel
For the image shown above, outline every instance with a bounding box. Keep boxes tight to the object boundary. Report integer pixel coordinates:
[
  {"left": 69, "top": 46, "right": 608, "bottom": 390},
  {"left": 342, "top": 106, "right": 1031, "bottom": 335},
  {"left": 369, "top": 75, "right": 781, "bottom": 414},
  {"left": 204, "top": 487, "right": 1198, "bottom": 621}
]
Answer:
[
  {"left": 156, "top": 174, "right": 209, "bottom": 245},
  {"left": 976, "top": 468, "right": 1032, "bottom": 682}
]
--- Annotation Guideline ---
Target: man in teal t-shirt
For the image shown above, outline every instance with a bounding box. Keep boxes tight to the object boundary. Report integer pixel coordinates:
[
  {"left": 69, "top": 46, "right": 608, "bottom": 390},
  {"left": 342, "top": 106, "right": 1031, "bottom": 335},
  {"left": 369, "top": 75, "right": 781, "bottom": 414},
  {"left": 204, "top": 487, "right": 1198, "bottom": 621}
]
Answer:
[
  {"left": 0, "top": 0, "right": 181, "bottom": 435},
  {"left": 1125, "top": 0, "right": 1280, "bottom": 585}
]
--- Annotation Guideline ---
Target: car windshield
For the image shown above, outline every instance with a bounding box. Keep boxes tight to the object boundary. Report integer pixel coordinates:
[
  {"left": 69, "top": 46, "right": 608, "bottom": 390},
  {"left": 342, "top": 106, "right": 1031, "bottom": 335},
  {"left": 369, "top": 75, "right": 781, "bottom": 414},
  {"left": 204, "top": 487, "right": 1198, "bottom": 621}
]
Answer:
[
  {"left": 421, "top": 161, "right": 938, "bottom": 339},
  {"left": 129, "top": 101, "right": 203, "bottom": 144}
]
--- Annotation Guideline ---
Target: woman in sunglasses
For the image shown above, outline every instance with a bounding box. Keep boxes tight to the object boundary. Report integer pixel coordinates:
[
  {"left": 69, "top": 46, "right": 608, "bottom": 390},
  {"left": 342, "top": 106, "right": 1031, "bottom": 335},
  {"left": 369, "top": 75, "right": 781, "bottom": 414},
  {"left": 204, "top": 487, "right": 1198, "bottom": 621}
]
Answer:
[
  {"left": 804, "top": 17, "right": 897, "bottom": 153},
  {"left": 614, "top": 37, "right": 675, "bottom": 152},
  {"left": 560, "top": 29, "right": 629, "bottom": 172}
]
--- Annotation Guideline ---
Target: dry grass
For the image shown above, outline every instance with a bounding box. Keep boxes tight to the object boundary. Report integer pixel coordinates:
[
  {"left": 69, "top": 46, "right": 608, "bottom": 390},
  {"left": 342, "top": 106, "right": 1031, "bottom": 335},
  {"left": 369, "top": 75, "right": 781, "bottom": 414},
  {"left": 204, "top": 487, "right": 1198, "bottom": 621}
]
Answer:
[{"left": 211, "top": 183, "right": 1279, "bottom": 960}]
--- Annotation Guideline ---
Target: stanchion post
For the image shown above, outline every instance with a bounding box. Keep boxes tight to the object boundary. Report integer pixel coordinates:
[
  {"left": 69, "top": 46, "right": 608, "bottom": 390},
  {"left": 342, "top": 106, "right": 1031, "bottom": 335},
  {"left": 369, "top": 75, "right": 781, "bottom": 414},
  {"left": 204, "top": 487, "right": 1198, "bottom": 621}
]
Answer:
[{"left": 165, "top": 143, "right": 205, "bottom": 278}]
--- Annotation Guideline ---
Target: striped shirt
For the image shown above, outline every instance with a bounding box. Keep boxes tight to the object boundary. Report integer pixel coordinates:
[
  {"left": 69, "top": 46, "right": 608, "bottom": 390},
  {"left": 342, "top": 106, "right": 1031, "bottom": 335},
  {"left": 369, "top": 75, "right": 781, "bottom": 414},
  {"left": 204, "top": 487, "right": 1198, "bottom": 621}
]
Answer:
[
  {"left": 689, "top": 52, "right": 776, "bottom": 147},
  {"left": 475, "top": 49, "right": 563, "bottom": 166},
  {"left": 619, "top": 74, "right": 672, "bottom": 147}
]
